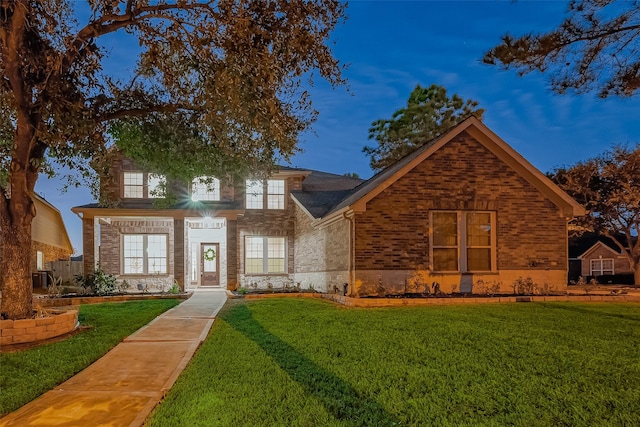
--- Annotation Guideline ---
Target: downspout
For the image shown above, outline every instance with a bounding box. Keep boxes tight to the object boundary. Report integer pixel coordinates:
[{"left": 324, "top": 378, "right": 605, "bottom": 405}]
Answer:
[{"left": 343, "top": 211, "right": 355, "bottom": 297}]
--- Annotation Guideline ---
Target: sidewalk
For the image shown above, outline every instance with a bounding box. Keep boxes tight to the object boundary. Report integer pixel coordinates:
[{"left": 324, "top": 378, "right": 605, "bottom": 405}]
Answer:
[{"left": 1, "top": 289, "right": 227, "bottom": 427}]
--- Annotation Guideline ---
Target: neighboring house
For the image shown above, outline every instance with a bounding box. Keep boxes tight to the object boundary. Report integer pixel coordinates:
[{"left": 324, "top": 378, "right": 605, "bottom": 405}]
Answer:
[
  {"left": 32, "top": 195, "right": 74, "bottom": 274},
  {"left": 0, "top": 194, "right": 75, "bottom": 286},
  {"left": 569, "top": 234, "right": 635, "bottom": 282},
  {"left": 72, "top": 117, "right": 585, "bottom": 296}
]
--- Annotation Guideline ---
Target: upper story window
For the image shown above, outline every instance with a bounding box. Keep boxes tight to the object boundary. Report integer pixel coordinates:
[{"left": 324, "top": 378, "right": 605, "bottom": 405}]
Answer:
[
  {"left": 246, "top": 179, "right": 285, "bottom": 209},
  {"left": 191, "top": 176, "right": 220, "bottom": 201},
  {"left": 123, "top": 172, "right": 165, "bottom": 198},
  {"left": 430, "top": 211, "right": 496, "bottom": 272}
]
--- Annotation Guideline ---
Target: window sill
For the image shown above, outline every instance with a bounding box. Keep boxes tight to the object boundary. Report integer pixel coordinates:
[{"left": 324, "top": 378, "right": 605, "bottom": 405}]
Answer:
[
  {"left": 244, "top": 273, "right": 288, "bottom": 276},
  {"left": 120, "top": 274, "right": 170, "bottom": 277},
  {"left": 430, "top": 271, "right": 499, "bottom": 275}
]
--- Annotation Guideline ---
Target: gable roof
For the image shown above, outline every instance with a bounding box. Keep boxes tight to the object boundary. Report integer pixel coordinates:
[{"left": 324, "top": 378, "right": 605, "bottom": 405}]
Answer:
[
  {"left": 577, "top": 241, "right": 623, "bottom": 259},
  {"left": 569, "top": 232, "right": 636, "bottom": 259},
  {"left": 292, "top": 116, "right": 586, "bottom": 222}
]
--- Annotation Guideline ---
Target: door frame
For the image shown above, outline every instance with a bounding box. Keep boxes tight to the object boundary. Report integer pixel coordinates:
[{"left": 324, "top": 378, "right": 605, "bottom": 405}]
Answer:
[{"left": 200, "top": 242, "right": 220, "bottom": 287}]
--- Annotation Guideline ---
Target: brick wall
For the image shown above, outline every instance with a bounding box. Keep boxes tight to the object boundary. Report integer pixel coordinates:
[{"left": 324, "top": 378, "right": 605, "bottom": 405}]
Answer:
[
  {"left": 174, "top": 219, "right": 184, "bottom": 289},
  {"left": 236, "top": 177, "right": 297, "bottom": 289},
  {"left": 101, "top": 152, "right": 236, "bottom": 205},
  {"left": 82, "top": 217, "right": 94, "bottom": 274},
  {"left": 31, "top": 241, "right": 70, "bottom": 272},
  {"left": 353, "top": 131, "right": 569, "bottom": 295},
  {"left": 99, "top": 218, "right": 175, "bottom": 291}
]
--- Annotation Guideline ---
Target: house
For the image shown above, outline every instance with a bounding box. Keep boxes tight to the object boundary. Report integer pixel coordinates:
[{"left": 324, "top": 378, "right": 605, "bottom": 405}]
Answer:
[
  {"left": 72, "top": 117, "right": 585, "bottom": 296},
  {"left": 569, "top": 234, "right": 635, "bottom": 283},
  {"left": 2, "top": 194, "right": 75, "bottom": 287}
]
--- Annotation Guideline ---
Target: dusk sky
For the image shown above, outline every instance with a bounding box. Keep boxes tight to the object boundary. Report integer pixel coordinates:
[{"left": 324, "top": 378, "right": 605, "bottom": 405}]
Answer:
[{"left": 35, "top": 1, "right": 640, "bottom": 254}]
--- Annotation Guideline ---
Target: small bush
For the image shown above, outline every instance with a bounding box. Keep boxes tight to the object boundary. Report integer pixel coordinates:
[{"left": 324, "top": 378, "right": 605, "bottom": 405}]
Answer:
[
  {"left": 75, "top": 267, "right": 117, "bottom": 296},
  {"left": 513, "top": 276, "right": 536, "bottom": 295},
  {"left": 168, "top": 282, "right": 181, "bottom": 294}
]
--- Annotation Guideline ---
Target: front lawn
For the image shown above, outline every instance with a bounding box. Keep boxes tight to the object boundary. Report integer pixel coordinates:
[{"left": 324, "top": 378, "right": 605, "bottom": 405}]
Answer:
[
  {"left": 0, "top": 299, "right": 180, "bottom": 416},
  {"left": 149, "top": 299, "right": 640, "bottom": 426}
]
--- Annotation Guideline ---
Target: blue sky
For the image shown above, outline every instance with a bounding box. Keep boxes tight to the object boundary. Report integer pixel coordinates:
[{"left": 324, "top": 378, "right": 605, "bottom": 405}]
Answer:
[{"left": 36, "top": 1, "right": 640, "bottom": 254}]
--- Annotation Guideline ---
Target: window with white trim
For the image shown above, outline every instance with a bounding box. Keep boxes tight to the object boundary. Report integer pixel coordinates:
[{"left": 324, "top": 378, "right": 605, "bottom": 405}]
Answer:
[
  {"left": 123, "top": 234, "right": 168, "bottom": 274},
  {"left": 245, "top": 236, "right": 286, "bottom": 274},
  {"left": 267, "top": 180, "right": 285, "bottom": 209},
  {"left": 245, "top": 179, "right": 285, "bottom": 209},
  {"left": 430, "top": 211, "right": 496, "bottom": 272},
  {"left": 191, "top": 176, "right": 220, "bottom": 201},
  {"left": 590, "top": 258, "right": 614, "bottom": 276},
  {"left": 123, "top": 172, "right": 165, "bottom": 198},
  {"left": 36, "top": 251, "right": 44, "bottom": 270}
]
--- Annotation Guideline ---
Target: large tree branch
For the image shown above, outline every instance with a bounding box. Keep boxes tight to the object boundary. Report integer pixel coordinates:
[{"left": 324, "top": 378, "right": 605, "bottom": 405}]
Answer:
[{"left": 95, "top": 103, "right": 194, "bottom": 123}]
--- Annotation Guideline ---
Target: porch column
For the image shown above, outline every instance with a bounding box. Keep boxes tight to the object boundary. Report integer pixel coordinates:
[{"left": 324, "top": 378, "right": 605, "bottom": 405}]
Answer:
[
  {"left": 226, "top": 219, "right": 237, "bottom": 290},
  {"left": 174, "top": 219, "right": 185, "bottom": 290},
  {"left": 82, "top": 217, "right": 94, "bottom": 275}
]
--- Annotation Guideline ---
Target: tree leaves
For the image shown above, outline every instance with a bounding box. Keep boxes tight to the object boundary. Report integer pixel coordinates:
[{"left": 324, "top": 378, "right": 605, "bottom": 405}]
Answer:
[
  {"left": 550, "top": 144, "right": 640, "bottom": 282},
  {"left": 484, "top": 0, "right": 640, "bottom": 97},
  {"left": 363, "top": 84, "right": 483, "bottom": 172}
]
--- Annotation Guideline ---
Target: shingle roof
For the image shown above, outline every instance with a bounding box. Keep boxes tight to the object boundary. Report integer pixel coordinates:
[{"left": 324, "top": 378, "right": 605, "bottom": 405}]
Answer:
[
  {"left": 292, "top": 116, "right": 586, "bottom": 222},
  {"left": 289, "top": 120, "right": 464, "bottom": 219}
]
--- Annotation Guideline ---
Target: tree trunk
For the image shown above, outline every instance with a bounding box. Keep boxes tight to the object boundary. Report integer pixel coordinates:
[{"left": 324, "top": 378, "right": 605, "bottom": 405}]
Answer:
[
  {"left": 634, "top": 264, "right": 640, "bottom": 287},
  {"left": 0, "top": 188, "right": 36, "bottom": 320},
  {"left": 0, "top": 118, "right": 41, "bottom": 320}
]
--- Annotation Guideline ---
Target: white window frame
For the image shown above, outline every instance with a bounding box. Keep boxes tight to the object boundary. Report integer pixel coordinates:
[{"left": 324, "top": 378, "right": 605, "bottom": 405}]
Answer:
[
  {"left": 122, "top": 234, "right": 168, "bottom": 275},
  {"left": 244, "top": 236, "right": 286, "bottom": 274},
  {"left": 36, "top": 251, "right": 44, "bottom": 270},
  {"left": 191, "top": 176, "right": 220, "bottom": 201},
  {"left": 245, "top": 179, "right": 285, "bottom": 210},
  {"left": 122, "top": 172, "right": 165, "bottom": 199},
  {"left": 590, "top": 258, "right": 614, "bottom": 276},
  {"left": 429, "top": 211, "right": 497, "bottom": 273}
]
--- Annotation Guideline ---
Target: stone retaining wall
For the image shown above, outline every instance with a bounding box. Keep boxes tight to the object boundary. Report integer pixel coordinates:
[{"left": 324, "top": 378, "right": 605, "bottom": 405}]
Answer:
[{"left": 1, "top": 309, "right": 78, "bottom": 345}]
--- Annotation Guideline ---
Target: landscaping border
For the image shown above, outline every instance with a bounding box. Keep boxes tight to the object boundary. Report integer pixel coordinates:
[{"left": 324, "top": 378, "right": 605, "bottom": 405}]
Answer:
[
  {"left": 0, "top": 309, "right": 78, "bottom": 345},
  {"left": 323, "top": 294, "right": 640, "bottom": 307},
  {"left": 227, "top": 290, "right": 640, "bottom": 307},
  {"left": 33, "top": 292, "right": 191, "bottom": 308}
]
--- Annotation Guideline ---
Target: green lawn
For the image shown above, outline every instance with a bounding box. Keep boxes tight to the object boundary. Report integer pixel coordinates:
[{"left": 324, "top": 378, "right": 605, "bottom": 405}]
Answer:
[
  {"left": 149, "top": 299, "right": 640, "bottom": 426},
  {"left": 0, "top": 299, "right": 180, "bottom": 416}
]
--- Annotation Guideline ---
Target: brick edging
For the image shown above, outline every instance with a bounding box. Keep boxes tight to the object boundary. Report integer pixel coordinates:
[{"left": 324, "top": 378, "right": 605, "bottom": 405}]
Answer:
[
  {"left": 226, "top": 290, "right": 323, "bottom": 299},
  {"left": 225, "top": 291, "right": 640, "bottom": 307},
  {"left": 33, "top": 293, "right": 192, "bottom": 308},
  {"left": 321, "top": 294, "right": 640, "bottom": 307},
  {"left": 0, "top": 309, "right": 78, "bottom": 345}
]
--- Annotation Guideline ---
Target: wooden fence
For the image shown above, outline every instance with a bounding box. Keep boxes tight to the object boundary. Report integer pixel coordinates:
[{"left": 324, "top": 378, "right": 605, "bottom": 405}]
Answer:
[{"left": 48, "top": 260, "right": 84, "bottom": 283}]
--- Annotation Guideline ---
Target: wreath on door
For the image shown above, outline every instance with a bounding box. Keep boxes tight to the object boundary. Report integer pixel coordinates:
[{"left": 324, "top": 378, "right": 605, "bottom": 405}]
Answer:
[{"left": 204, "top": 248, "right": 216, "bottom": 261}]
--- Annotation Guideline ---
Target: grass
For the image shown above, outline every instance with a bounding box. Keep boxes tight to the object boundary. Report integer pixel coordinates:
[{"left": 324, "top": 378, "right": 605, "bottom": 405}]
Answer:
[
  {"left": 149, "top": 299, "right": 640, "bottom": 426},
  {"left": 0, "top": 299, "right": 180, "bottom": 416}
]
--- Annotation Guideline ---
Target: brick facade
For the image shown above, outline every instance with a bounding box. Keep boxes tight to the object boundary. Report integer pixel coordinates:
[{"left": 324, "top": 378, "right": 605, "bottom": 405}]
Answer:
[
  {"left": 74, "top": 119, "right": 581, "bottom": 297},
  {"left": 236, "top": 176, "right": 298, "bottom": 289},
  {"left": 31, "top": 241, "right": 70, "bottom": 273},
  {"left": 99, "top": 218, "right": 175, "bottom": 291},
  {"left": 352, "top": 131, "right": 569, "bottom": 295}
]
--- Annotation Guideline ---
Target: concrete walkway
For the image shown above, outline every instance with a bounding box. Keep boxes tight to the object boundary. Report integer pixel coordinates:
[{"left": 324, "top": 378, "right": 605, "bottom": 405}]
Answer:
[{"left": 1, "top": 289, "right": 227, "bottom": 427}]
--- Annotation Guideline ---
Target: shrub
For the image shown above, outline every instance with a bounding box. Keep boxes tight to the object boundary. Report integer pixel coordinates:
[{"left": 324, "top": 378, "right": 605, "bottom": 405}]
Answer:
[
  {"left": 75, "top": 267, "right": 117, "bottom": 296},
  {"left": 513, "top": 276, "right": 535, "bottom": 295}
]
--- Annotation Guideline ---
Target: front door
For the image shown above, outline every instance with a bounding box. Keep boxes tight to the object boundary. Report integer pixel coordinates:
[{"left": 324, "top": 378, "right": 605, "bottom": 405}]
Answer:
[{"left": 201, "top": 243, "right": 220, "bottom": 286}]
